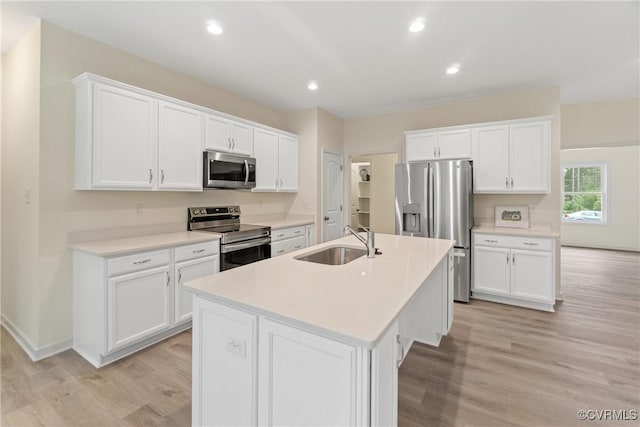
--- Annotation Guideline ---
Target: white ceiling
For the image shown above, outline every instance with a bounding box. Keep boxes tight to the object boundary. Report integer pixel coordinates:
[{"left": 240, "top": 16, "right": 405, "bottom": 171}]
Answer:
[{"left": 2, "top": 1, "right": 639, "bottom": 118}]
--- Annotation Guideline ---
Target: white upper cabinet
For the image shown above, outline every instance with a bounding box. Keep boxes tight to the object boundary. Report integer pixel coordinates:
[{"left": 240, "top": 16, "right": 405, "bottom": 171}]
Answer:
[
  {"left": 438, "top": 129, "right": 472, "bottom": 159},
  {"left": 90, "top": 83, "right": 157, "bottom": 189},
  {"left": 405, "top": 129, "right": 471, "bottom": 161},
  {"left": 509, "top": 121, "right": 550, "bottom": 193},
  {"left": 73, "top": 73, "right": 298, "bottom": 192},
  {"left": 204, "top": 114, "right": 253, "bottom": 156},
  {"left": 158, "top": 101, "right": 203, "bottom": 191},
  {"left": 406, "top": 132, "right": 437, "bottom": 161},
  {"left": 472, "top": 126, "right": 511, "bottom": 192},
  {"left": 473, "top": 120, "right": 550, "bottom": 193},
  {"left": 253, "top": 128, "right": 298, "bottom": 192},
  {"left": 278, "top": 134, "right": 299, "bottom": 191}
]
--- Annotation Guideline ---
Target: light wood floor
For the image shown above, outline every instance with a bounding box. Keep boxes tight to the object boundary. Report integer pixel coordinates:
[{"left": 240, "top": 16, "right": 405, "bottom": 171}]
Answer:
[{"left": 1, "top": 247, "right": 638, "bottom": 426}]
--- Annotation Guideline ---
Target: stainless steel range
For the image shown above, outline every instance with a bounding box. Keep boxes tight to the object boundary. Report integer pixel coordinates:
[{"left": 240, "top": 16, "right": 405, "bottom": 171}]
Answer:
[{"left": 188, "top": 206, "right": 271, "bottom": 271}]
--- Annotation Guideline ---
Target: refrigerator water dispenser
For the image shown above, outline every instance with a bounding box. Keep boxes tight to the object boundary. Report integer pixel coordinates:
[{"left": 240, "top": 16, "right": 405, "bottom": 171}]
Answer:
[{"left": 402, "top": 203, "right": 422, "bottom": 233}]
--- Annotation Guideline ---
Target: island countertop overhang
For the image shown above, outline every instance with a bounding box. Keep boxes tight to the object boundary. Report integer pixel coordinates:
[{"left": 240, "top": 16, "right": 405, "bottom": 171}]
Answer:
[{"left": 185, "top": 233, "right": 454, "bottom": 348}]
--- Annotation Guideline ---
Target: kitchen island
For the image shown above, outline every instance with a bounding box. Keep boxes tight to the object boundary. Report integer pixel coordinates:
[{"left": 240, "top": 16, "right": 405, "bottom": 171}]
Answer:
[{"left": 185, "top": 233, "right": 454, "bottom": 427}]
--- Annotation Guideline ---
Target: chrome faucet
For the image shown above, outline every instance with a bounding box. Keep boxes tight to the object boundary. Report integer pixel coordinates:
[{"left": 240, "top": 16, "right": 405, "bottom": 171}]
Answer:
[{"left": 344, "top": 225, "right": 375, "bottom": 258}]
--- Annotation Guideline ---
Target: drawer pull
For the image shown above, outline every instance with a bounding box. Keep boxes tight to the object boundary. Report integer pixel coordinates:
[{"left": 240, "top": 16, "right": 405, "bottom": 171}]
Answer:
[
  {"left": 523, "top": 242, "right": 538, "bottom": 246},
  {"left": 294, "top": 245, "right": 301, "bottom": 249},
  {"left": 277, "top": 249, "right": 284, "bottom": 254},
  {"left": 277, "top": 233, "right": 285, "bottom": 238},
  {"left": 192, "top": 249, "right": 206, "bottom": 253},
  {"left": 294, "top": 230, "right": 302, "bottom": 234},
  {"left": 133, "top": 258, "right": 151, "bottom": 265},
  {"left": 484, "top": 239, "right": 498, "bottom": 243}
]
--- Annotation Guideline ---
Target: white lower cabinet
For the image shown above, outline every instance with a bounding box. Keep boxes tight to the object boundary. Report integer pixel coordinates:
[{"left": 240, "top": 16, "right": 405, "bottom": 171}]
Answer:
[
  {"left": 107, "top": 265, "right": 172, "bottom": 352},
  {"left": 73, "top": 239, "right": 220, "bottom": 367},
  {"left": 192, "top": 297, "right": 389, "bottom": 427},
  {"left": 258, "top": 318, "right": 359, "bottom": 426},
  {"left": 472, "top": 232, "right": 555, "bottom": 311},
  {"left": 270, "top": 225, "right": 312, "bottom": 257},
  {"left": 174, "top": 255, "right": 219, "bottom": 325}
]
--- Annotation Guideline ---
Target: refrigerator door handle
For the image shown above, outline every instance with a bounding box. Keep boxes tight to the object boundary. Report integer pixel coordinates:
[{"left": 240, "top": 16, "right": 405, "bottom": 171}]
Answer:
[{"left": 428, "top": 165, "right": 435, "bottom": 238}]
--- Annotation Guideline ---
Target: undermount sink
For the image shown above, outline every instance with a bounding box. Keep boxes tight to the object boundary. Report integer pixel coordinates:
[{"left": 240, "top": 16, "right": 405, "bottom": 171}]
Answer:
[{"left": 294, "top": 245, "right": 367, "bottom": 266}]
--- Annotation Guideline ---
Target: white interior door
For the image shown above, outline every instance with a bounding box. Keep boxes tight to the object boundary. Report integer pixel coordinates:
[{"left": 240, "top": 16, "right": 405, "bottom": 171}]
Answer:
[{"left": 322, "top": 151, "right": 344, "bottom": 242}]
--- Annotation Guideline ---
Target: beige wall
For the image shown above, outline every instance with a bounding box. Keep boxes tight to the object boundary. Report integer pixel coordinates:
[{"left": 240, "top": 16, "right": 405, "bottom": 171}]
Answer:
[
  {"left": 561, "top": 98, "right": 640, "bottom": 149},
  {"left": 560, "top": 146, "right": 640, "bottom": 251},
  {"left": 1, "top": 23, "right": 42, "bottom": 345},
  {"left": 3, "top": 22, "right": 311, "bottom": 350},
  {"left": 370, "top": 153, "right": 397, "bottom": 234}
]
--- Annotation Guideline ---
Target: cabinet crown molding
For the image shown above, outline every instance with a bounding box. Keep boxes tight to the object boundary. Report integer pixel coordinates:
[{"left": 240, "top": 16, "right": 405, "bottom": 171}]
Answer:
[{"left": 404, "top": 115, "right": 554, "bottom": 135}]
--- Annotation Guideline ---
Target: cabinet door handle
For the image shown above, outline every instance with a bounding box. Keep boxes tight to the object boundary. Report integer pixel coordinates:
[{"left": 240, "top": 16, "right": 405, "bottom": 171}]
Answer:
[
  {"left": 484, "top": 239, "right": 498, "bottom": 243},
  {"left": 149, "top": 169, "right": 153, "bottom": 184},
  {"left": 275, "top": 177, "right": 278, "bottom": 188},
  {"left": 512, "top": 254, "right": 515, "bottom": 265},
  {"left": 232, "top": 138, "right": 235, "bottom": 149},
  {"left": 523, "top": 242, "right": 538, "bottom": 246},
  {"left": 396, "top": 334, "right": 405, "bottom": 368},
  {"left": 178, "top": 269, "right": 182, "bottom": 283},
  {"left": 133, "top": 258, "right": 151, "bottom": 265},
  {"left": 161, "top": 169, "right": 165, "bottom": 184},
  {"left": 511, "top": 177, "right": 514, "bottom": 188},
  {"left": 505, "top": 177, "right": 508, "bottom": 188},
  {"left": 506, "top": 254, "right": 509, "bottom": 264},
  {"left": 437, "top": 147, "right": 441, "bottom": 157},
  {"left": 433, "top": 147, "right": 437, "bottom": 158},
  {"left": 166, "top": 272, "right": 170, "bottom": 286},
  {"left": 280, "top": 178, "right": 283, "bottom": 188},
  {"left": 192, "top": 248, "right": 206, "bottom": 253}
]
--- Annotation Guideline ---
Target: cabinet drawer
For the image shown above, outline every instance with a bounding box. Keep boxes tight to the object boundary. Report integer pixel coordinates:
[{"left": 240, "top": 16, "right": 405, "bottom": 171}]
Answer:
[
  {"left": 271, "top": 226, "right": 306, "bottom": 242},
  {"left": 108, "top": 250, "right": 170, "bottom": 276},
  {"left": 474, "top": 233, "right": 553, "bottom": 251},
  {"left": 271, "top": 236, "right": 306, "bottom": 257},
  {"left": 175, "top": 240, "right": 220, "bottom": 262}
]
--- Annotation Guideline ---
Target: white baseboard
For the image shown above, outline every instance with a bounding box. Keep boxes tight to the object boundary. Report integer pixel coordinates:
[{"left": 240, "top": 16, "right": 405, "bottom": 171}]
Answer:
[
  {"left": 1, "top": 314, "right": 72, "bottom": 362},
  {"left": 561, "top": 244, "right": 640, "bottom": 253}
]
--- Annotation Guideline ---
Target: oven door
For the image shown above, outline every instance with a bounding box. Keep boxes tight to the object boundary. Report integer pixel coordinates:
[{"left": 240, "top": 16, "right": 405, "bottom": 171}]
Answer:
[
  {"left": 204, "top": 151, "right": 256, "bottom": 189},
  {"left": 220, "top": 237, "right": 271, "bottom": 271}
]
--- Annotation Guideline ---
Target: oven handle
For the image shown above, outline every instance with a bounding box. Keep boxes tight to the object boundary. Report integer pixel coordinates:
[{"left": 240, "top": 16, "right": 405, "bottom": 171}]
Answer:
[
  {"left": 244, "top": 159, "right": 249, "bottom": 186},
  {"left": 221, "top": 237, "right": 271, "bottom": 253}
]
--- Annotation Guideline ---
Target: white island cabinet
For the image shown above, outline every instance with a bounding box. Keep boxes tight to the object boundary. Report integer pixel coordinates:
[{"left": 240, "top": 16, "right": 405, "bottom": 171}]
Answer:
[{"left": 186, "top": 234, "right": 454, "bottom": 427}]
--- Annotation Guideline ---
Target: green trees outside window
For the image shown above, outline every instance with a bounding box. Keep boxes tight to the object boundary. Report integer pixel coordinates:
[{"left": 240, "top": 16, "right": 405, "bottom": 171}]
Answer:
[{"left": 562, "top": 165, "right": 606, "bottom": 222}]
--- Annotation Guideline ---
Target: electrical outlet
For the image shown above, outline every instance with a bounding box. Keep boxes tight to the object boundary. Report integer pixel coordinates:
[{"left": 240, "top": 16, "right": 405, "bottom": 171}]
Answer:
[
  {"left": 134, "top": 203, "right": 143, "bottom": 216},
  {"left": 225, "top": 336, "right": 246, "bottom": 357}
]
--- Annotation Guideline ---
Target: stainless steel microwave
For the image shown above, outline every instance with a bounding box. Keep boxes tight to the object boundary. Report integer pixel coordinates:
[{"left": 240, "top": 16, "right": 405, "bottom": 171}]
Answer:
[{"left": 203, "top": 151, "right": 256, "bottom": 189}]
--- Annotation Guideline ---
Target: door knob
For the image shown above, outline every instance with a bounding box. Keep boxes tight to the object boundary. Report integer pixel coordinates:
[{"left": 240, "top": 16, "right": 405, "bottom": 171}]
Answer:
[{"left": 324, "top": 216, "right": 330, "bottom": 221}]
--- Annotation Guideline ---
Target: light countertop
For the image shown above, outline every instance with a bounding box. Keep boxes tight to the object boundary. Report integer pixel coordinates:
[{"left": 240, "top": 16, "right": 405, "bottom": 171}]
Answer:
[
  {"left": 243, "top": 214, "right": 314, "bottom": 230},
  {"left": 70, "top": 231, "right": 220, "bottom": 257},
  {"left": 473, "top": 226, "right": 559, "bottom": 238},
  {"left": 185, "top": 233, "right": 454, "bottom": 348}
]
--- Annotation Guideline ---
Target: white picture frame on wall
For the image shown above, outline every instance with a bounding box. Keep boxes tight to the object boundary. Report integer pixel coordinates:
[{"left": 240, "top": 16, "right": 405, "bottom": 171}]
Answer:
[{"left": 495, "top": 205, "right": 530, "bottom": 229}]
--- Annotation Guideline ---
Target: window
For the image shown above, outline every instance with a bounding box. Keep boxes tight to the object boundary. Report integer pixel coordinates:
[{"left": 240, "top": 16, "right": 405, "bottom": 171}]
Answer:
[{"left": 562, "top": 163, "right": 606, "bottom": 223}]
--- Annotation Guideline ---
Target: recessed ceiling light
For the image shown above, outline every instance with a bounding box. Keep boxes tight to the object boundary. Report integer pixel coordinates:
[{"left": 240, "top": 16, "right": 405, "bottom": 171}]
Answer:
[
  {"left": 409, "top": 18, "right": 425, "bottom": 33},
  {"left": 308, "top": 81, "right": 318, "bottom": 91},
  {"left": 206, "top": 20, "right": 223, "bottom": 35},
  {"left": 446, "top": 64, "right": 460, "bottom": 75}
]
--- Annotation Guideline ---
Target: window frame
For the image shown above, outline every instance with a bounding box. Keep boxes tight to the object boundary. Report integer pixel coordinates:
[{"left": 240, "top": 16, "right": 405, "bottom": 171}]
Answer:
[{"left": 561, "top": 162, "right": 608, "bottom": 225}]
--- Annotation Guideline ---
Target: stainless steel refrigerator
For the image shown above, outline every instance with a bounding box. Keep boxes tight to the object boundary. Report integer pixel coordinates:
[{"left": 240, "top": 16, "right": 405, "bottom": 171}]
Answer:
[{"left": 395, "top": 160, "right": 473, "bottom": 302}]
